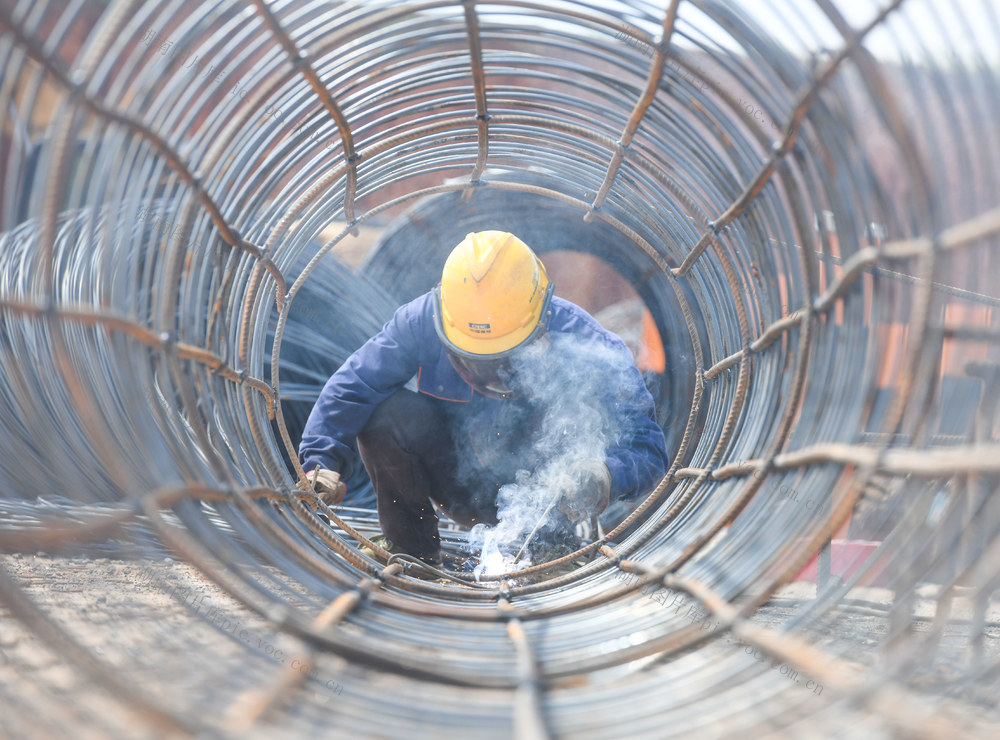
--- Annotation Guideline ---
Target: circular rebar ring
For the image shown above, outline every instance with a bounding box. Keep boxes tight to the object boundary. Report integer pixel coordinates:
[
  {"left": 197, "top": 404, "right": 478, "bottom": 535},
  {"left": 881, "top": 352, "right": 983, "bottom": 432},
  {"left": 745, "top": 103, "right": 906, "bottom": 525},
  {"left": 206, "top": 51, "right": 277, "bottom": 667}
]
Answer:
[{"left": 1, "top": 1, "right": 999, "bottom": 737}]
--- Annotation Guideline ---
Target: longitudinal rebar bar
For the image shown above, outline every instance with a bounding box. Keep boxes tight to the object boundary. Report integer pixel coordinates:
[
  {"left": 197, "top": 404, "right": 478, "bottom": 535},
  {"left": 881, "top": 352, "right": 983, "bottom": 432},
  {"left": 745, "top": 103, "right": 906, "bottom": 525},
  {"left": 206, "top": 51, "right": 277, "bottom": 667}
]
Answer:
[{"left": 2, "top": 0, "right": 1000, "bottom": 737}]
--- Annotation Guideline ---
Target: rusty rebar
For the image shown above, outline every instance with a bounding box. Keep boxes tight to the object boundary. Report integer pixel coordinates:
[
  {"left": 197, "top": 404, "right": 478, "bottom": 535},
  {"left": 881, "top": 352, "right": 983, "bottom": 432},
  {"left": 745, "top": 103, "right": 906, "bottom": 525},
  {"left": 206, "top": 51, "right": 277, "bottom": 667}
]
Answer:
[{"left": 1, "top": 1, "right": 999, "bottom": 737}]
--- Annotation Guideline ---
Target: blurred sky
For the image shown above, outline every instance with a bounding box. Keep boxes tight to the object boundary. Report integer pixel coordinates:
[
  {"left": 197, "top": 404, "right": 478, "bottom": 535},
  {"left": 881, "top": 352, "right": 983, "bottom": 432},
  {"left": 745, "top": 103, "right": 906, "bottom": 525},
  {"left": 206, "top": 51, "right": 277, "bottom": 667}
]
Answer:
[{"left": 676, "top": 0, "right": 1000, "bottom": 67}]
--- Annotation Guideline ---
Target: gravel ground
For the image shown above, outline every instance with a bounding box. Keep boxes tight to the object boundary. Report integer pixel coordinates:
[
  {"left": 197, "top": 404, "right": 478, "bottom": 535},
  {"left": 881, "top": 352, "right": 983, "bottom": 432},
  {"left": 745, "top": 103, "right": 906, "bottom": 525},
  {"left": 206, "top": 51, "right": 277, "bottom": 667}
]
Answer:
[{"left": 2, "top": 554, "right": 998, "bottom": 738}]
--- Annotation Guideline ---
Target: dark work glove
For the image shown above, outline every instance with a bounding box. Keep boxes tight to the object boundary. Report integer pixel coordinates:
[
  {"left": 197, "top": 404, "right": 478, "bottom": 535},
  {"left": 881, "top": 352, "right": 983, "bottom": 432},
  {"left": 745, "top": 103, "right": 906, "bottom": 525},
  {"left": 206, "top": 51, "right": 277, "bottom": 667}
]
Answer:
[
  {"left": 556, "top": 459, "right": 612, "bottom": 522},
  {"left": 304, "top": 468, "right": 346, "bottom": 506}
]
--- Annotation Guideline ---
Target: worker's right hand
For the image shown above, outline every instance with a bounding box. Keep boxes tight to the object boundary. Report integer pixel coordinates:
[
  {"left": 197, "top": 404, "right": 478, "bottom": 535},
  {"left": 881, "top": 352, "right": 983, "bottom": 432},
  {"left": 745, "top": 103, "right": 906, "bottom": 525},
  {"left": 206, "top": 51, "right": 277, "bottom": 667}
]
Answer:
[
  {"left": 304, "top": 468, "right": 347, "bottom": 506},
  {"left": 556, "top": 459, "right": 612, "bottom": 522}
]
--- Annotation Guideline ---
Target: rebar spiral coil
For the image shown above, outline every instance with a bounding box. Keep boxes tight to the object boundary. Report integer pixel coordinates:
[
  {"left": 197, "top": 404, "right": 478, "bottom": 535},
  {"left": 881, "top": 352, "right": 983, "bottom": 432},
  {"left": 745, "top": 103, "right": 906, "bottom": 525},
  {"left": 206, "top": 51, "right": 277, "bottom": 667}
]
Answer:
[{"left": 2, "top": 0, "right": 1000, "bottom": 737}]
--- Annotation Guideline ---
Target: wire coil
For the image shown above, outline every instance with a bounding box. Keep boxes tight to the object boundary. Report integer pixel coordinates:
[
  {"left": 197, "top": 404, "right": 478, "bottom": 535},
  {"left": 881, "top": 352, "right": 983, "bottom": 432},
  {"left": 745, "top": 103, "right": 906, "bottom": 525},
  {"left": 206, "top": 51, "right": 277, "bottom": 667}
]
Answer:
[{"left": 1, "top": 0, "right": 999, "bottom": 736}]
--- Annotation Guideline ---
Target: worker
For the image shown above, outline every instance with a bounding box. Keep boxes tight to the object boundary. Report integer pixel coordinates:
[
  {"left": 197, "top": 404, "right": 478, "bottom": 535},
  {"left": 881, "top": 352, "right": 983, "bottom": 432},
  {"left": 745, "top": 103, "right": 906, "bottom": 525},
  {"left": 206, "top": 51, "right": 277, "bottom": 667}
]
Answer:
[{"left": 298, "top": 230, "right": 668, "bottom": 566}]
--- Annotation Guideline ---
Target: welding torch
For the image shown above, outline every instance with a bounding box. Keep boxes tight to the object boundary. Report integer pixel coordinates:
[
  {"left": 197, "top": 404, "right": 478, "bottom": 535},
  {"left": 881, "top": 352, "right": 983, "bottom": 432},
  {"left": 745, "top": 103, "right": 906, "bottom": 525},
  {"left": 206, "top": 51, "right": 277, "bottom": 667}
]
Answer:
[{"left": 511, "top": 486, "right": 605, "bottom": 565}]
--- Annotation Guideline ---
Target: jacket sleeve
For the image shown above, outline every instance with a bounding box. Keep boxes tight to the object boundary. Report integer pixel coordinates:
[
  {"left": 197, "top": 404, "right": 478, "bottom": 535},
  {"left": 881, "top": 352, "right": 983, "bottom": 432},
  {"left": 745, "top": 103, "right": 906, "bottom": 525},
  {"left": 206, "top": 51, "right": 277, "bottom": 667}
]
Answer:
[
  {"left": 549, "top": 301, "right": 669, "bottom": 501},
  {"left": 298, "top": 300, "right": 424, "bottom": 479},
  {"left": 603, "top": 359, "right": 670, "bottom": 502}
]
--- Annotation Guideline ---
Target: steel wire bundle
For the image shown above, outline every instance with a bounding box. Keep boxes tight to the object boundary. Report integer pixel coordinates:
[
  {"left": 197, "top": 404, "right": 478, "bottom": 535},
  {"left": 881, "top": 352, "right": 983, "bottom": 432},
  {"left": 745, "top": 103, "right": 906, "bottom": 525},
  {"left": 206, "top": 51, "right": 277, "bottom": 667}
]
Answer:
[{"left": 1, "top": 0, "right": 1000, "bottom": 737}]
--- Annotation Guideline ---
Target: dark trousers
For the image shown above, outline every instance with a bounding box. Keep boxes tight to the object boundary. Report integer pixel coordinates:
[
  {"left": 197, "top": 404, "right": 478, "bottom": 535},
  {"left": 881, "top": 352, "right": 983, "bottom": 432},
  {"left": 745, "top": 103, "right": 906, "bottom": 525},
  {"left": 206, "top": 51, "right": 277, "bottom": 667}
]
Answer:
[{"left": 357, "top": 389, "right": 501, "bottom": 561}]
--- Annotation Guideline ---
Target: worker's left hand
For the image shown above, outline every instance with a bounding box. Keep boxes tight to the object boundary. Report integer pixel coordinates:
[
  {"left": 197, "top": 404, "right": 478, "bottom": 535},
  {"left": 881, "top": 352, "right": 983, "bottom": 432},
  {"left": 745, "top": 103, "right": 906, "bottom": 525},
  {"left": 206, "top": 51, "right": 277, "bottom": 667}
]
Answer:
[
  {"left": 556, "top": 459, "right": 611, "bottom": 522},
  {"left": 304, "top": 468, "right": 347, "bottom": 506}
]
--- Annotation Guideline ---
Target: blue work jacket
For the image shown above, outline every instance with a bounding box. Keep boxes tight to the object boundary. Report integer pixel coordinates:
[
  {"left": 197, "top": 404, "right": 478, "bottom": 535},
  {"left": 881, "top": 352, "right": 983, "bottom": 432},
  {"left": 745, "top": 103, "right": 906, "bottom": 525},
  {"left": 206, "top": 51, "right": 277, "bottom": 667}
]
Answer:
[{"left": 299, "top": 292, "right": 668, "bottom": 501}]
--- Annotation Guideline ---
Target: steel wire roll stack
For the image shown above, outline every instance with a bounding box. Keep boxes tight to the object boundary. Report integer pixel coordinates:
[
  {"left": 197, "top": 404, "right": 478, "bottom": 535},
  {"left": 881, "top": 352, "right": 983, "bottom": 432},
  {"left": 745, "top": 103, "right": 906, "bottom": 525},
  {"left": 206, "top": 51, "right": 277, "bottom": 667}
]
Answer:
[{"left": 2, "top": 0, "right": 1000, "bottom": 737}]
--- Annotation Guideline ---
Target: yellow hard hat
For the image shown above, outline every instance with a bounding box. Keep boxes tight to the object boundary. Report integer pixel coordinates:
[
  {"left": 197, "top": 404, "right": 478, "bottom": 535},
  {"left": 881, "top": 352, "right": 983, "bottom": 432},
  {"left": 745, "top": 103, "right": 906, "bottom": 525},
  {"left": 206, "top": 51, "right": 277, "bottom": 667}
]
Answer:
[{"left": 435, "top": 230, "right": 553, "bottom": 357}]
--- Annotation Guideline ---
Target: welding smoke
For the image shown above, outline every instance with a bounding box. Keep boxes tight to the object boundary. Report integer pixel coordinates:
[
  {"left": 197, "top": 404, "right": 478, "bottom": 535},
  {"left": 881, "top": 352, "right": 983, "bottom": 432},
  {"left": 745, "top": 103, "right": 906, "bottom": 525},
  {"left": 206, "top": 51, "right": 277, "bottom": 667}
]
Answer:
[{"left": 461, "top": 329, "right": 642, "bottom": 576}]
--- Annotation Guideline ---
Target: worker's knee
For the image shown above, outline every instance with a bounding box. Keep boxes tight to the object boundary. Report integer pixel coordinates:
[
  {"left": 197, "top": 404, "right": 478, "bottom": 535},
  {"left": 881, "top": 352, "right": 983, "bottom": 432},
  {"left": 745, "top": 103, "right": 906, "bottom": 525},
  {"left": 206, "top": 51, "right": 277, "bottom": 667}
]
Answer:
[{"left": 358, "top": 388, "right": 447, "bottom": 458}]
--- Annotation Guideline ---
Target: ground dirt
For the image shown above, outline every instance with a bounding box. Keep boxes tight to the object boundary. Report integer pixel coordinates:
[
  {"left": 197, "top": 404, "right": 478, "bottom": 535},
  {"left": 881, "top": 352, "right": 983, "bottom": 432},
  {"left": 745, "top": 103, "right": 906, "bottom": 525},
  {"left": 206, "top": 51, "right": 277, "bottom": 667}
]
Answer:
[{"left": 2, "top": 554, "right": 998, "bottom": 737}]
